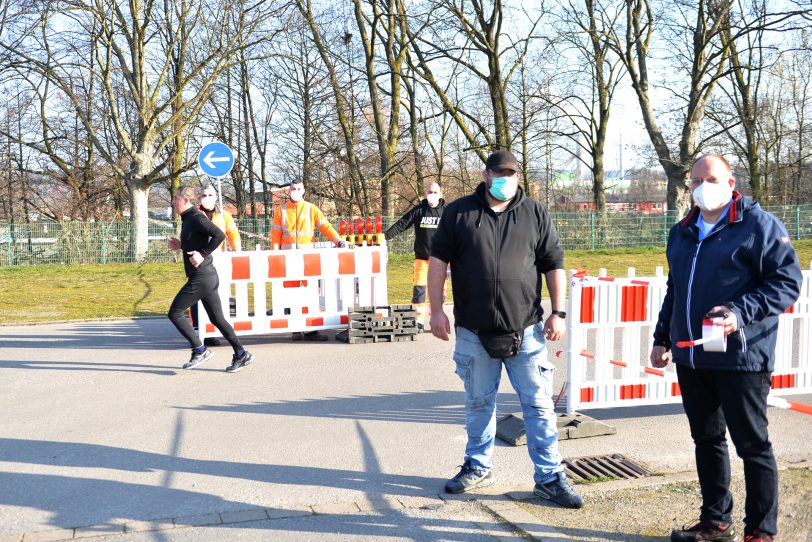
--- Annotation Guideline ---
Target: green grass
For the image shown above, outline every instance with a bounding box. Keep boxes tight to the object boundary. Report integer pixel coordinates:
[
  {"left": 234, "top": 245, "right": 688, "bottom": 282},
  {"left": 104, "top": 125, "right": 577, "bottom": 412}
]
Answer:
[{"left": 2, "top": 241, "right": 811, "bottom": 325}]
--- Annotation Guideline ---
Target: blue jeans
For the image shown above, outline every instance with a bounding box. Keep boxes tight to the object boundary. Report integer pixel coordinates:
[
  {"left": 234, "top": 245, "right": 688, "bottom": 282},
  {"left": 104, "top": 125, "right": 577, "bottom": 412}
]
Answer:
[{"left": 452, "top": 323, "right": 562, "bottom": 484}]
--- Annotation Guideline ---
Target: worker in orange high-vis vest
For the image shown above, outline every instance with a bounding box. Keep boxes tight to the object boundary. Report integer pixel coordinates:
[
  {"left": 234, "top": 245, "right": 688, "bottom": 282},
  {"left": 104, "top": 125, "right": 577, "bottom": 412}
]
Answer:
[
  {"left": 199, "top": 187, "right": 241, "bottom": 252},
  {"left": 271, "top": 180, "right": 347, "bottom": 250},
  {"left": 271, "top": 180, "right": 352, "bottom": 341}
]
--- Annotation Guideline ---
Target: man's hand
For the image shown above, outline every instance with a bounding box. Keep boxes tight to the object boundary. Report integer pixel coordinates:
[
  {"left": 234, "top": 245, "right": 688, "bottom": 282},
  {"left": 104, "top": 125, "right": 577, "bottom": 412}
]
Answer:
[
  {"left": 187, "top": 251, "right": 203, "bottom": 268},
  {"left": 706, "top": 305, "right": 738, "bottom": 335},
  {"left": 650, "top": 345, "right": 671, "bottom": 368},
  {"left": 543, "top": 314, "right": 565, "bottom": 342},
  {"left": 337, "top": 240, "right": 356, "bottom": 249},
  {"left": 168, "top": 237, "right": 181, "bottom": 251},
  {"left": 430, "top": 310, "right": 451, "bottom": 341}
]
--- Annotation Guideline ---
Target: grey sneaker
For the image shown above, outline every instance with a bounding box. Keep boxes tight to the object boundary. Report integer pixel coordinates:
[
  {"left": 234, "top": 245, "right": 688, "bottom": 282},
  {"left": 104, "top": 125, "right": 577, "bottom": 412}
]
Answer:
[
  {"left": 226, "top": 351, "right": 254, "bottom": 373},
  {"left": 671, "top": 520, "right": 737, "bottom": 541},
  {"left": 444, "top": 462, "right": 494, "bottom": 494},
  {"left": 183, "top": 348, "right": 213, "bottom": 369},
  {"left": 533, "top": 472, "right": 583, "bottom": 509}
]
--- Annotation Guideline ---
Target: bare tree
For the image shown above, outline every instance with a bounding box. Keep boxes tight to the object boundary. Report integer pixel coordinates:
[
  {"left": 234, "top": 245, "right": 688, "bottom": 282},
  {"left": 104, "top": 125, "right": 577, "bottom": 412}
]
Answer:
[
  {"left": 406, "top": 0, "right": 546, "bottom": 162},
  {"left": 2, "top": 0, "right": 276, "bottom": 260},
  {"left": 540, "top": 0, "right": 626, "bottom": 211},
  {"left": 349, "top": 0, "right": 410, "bottom": 216},
  {"left": 607, "top": 0, "right": 809, "bottom": 212},
  {"left": 295, "top": 0, "right": 371, "bottom": 214},
  {"left": 605, "top": 0, "right": 733, "bottom": 212}
]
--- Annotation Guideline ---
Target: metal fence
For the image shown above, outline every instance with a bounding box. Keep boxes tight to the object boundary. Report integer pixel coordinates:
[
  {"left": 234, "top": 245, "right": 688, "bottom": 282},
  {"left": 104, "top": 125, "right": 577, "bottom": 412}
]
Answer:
[{"left": 3, "top": 205, "right": 812, "bottom": 266}]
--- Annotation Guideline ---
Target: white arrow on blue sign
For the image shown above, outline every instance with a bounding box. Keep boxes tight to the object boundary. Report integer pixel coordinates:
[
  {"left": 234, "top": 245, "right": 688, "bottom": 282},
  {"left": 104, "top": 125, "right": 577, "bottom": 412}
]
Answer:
[{"left": 198, "top": 142, "right": 235, "bottom": 178}]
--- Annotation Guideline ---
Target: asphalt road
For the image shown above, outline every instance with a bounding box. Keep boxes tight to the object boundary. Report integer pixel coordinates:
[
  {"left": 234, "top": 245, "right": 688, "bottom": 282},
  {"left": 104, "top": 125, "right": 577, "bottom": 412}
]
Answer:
[{"left": 1, "top": 309, "right": 810, "bottom": 541}]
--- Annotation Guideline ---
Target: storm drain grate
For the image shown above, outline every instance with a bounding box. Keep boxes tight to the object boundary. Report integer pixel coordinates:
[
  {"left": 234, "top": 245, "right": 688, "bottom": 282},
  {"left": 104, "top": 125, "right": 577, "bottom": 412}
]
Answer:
[{"left": 563, "top": 454, "right": 653, "bottom": 483}]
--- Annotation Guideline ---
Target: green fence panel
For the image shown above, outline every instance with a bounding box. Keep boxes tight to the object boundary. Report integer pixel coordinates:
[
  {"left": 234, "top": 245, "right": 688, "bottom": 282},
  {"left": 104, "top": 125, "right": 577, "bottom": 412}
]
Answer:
[{"left": 2, "top": 204, "right": 812, "bottom": 266}]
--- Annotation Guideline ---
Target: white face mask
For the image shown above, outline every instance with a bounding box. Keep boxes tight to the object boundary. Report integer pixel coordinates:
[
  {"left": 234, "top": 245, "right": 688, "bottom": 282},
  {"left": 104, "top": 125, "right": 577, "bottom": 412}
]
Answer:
[
  {"left": 289, "top": 188, "right": 304, "bottom": 202},
  {"left": 426, "top": 193, "right": 440, "bottom": 207},
  {"left": 200, "top": 194, "right": 217, "bottom": 211},
  {"left": 692, "top": 181, "right": 731, "bottom": 212}
]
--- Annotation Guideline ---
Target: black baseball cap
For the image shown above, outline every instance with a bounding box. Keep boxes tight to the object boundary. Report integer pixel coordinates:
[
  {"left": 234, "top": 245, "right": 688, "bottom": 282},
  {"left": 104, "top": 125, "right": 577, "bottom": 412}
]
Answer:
[{"left": 485, "top": 150, "right": 519, "bottom": 173}]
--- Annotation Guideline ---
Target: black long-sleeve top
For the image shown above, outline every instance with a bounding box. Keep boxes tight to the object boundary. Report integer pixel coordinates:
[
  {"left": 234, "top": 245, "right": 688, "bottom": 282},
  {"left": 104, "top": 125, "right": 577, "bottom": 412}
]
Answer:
[
  {"left": 384, "top": 199, "right": 446, "bottom": 260},
  {"left": 179, "top": 206, "right": 226, "bottom": 277}
]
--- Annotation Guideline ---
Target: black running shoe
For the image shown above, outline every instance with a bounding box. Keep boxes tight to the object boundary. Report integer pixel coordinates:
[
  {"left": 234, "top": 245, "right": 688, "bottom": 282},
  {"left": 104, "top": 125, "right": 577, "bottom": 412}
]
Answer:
[
  {"left": 226, "top": 351, "right": 254, "bottom": 373},
  {"left": 533, "top": 472, "right": 584, "bottom": 509},
  {"left": 444, "top": 462, "right": 494, "bottom": 494},
  {"left": 183, "top": 348, "right": 212, "bottom": 369}
]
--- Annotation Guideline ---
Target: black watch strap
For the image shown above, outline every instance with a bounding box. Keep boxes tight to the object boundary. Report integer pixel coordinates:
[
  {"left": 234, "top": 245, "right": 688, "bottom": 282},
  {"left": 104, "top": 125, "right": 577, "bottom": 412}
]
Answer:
[{"left": 550, "top": 310, "right": 566, "bottom": 319}]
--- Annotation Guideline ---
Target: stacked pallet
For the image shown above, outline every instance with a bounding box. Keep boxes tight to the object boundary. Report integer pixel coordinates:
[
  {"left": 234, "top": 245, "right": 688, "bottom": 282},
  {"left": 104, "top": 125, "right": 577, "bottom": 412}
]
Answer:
[{"left": 337, "top": 305, "right": 419, "bottom": 344}]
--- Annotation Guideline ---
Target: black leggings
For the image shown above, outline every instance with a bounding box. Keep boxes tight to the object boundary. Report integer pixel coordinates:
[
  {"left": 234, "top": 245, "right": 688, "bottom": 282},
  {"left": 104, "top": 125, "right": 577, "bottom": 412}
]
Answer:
[{"left": 167, "top": 272, "right": 243, "bottom": 351}]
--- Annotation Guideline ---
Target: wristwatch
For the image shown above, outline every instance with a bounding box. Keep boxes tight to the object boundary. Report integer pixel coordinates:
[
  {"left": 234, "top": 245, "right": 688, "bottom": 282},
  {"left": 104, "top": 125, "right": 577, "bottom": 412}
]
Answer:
[{"left": 550, "top": 310, "right": 566, "bottom": 319}]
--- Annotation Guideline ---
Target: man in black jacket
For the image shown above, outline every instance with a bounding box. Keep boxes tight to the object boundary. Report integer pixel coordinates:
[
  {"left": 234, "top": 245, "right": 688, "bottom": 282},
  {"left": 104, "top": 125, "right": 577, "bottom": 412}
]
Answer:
[
  {"left": 385, "top": 182, "right": 446, "bottom": 330},
  {"left": 651, "top": 154, "right": 801, "bottom": 542},
  {"left": 167, "top": 185, "right": 254, "bottom": 373},
  {"left": 427, "top": 150, "right": 582, "bottom": 509}
]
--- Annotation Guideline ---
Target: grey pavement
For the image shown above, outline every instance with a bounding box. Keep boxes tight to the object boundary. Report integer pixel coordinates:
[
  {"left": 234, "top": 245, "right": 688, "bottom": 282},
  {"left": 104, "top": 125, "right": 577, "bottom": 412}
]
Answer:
[{"left": 1, "top": 307, "right": 810, "bottom": 541}]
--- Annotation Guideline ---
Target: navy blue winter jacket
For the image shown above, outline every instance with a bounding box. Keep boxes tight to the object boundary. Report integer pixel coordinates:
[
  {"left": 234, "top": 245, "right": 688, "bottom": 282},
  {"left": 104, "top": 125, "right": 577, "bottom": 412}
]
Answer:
[{"left": 653, "top": 192, "right": 802, "bottom": 372}]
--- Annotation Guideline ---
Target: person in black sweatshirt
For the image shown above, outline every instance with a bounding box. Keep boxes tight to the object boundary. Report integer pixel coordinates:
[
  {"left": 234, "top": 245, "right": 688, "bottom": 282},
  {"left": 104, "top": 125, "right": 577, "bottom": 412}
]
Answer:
[
  {"left": 384, "top": 182, "right": 446, "bottom": 330},
  {"left": 167, "top": 185, "right": 253, "bottom": 373},
  {"left": 427, "top": 150, "right": 582, "bottom": 509}
]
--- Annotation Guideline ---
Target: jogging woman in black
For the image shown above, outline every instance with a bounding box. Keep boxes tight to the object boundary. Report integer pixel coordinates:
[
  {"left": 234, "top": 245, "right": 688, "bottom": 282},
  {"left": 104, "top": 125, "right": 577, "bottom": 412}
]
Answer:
[{"left": 167, "top": 185, "right": 253, "bottom": 373}]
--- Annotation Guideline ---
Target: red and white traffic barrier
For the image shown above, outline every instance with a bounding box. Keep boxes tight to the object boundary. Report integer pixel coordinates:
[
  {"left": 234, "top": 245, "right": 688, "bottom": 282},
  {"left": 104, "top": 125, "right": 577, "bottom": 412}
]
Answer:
[
  {"left": 196, "top": 244, "right": 388, "bottom": 339},
  {"left": 562, "top": 348, "right": 812, "bottom": 416},
  {"left": 564, "top": 266, "right": 812, "bottom": 413},
  {"left": 767, "top": 396, "right": 812, "bottom": 416}
]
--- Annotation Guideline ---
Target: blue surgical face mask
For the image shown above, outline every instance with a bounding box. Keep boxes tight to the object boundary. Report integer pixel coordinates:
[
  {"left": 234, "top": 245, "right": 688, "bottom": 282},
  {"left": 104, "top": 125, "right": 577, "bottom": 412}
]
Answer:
[{"left": 488, "top": 175, "right": 517, "bottom": 201}]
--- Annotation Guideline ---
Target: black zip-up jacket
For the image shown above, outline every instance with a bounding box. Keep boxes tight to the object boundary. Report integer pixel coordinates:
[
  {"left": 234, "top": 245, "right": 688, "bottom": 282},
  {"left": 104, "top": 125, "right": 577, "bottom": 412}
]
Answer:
[
  {"left": 385, "top": 198, "right": 446, "bottom": 260},
  {"left": 653, "top": 192, "right": 802, "bottom": 371},
  {"left": 179, "top": 206, "right": 226, "bottom": 277},
  {"left": 431, "top": 182, "right": 564, "bottom": 332}
]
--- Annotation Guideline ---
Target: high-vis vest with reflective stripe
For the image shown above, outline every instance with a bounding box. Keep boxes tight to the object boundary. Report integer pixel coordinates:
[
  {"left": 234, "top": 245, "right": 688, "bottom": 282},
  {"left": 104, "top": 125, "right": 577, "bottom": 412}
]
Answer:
[
  {"left": 271, "top": 201, "right": 340, "bottom": 249},
  {"left": 200, "top": 207, "right": 241, "bottom": 251}
]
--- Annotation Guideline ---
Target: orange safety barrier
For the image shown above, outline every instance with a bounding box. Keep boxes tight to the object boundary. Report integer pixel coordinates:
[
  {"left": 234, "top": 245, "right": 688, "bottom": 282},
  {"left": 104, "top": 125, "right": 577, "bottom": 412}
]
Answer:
[{"left": 196, "top": 243, "right": 388, "bottom": 339}]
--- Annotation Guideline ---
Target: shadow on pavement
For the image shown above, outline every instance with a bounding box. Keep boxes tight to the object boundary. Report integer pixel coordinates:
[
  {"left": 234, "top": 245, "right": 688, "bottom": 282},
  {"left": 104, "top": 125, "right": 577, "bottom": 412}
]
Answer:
[
  {"left": 0, "top": 358, "right": 177, "bottom": 376},
  {"left": 0, "top": 428, "right": 497, "bottom": 540},
  {"left": 181, "top": 389, "right": 522, "bottom": 426},
  {"left": 0, "top": 319, "right": 179, "bottom": 351}
]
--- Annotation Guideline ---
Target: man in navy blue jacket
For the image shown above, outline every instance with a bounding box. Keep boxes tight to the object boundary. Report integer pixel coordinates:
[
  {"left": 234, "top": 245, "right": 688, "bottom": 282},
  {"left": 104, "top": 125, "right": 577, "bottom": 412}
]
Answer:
[{"left": 651, "top": 154, "right": 802, "bottom": 542}]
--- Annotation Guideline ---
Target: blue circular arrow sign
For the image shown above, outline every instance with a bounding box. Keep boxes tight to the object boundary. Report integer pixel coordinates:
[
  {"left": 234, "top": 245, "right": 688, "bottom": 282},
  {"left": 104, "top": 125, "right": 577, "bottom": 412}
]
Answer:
[{"left": 198, "top": 142, "right": 235, "bottom": 178}]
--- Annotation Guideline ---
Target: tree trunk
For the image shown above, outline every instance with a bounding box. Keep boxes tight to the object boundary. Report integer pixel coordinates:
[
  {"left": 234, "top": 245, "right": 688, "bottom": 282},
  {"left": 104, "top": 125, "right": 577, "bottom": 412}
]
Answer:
[{"left": 129, "top": 183, "right": 150, "bottom": 262}]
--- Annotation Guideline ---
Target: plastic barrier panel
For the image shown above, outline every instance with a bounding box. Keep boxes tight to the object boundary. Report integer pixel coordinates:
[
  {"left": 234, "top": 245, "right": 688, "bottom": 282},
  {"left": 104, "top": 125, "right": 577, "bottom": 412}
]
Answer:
[
  {"left": 565, "top": 266, "right": 812, "bottom": 413},
  {"left": 196, "top": 243, "right": 388, "bottom": 338}
]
